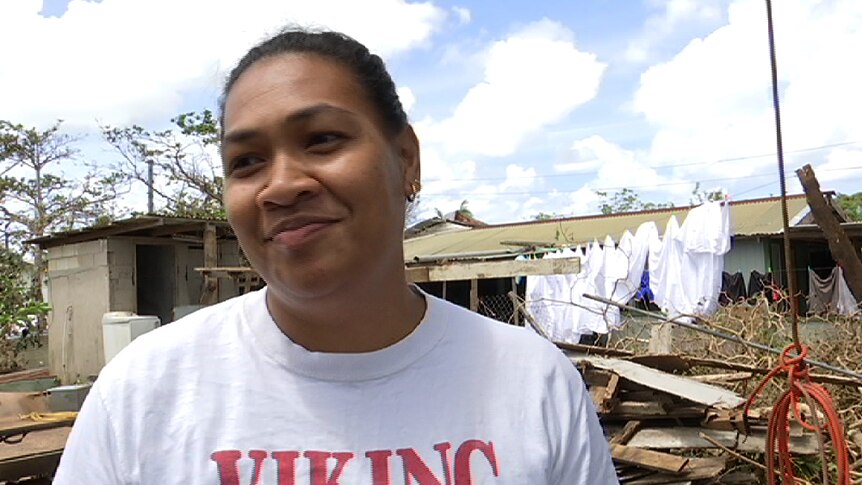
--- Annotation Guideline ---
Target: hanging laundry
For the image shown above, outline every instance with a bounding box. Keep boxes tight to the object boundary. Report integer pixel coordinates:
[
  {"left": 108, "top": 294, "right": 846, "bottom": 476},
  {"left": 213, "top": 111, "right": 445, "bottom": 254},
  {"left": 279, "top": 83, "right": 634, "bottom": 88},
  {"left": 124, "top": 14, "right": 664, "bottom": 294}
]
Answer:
[
  {"left": 679, "top": 201, "right": 731, "bottom": 316},
  {"left": 748, "top": 270, "right": 779, "bottom": 303},
  {"left": 652, "top": 216, "right": 687, "bottom": 315},
  {"left": 652, "top": 201, "right": 731, "bottom": 318},
  {"left": 808, "top": 266, "right": 859, "bottom": 316},
  {"left": 635, "top": 271, "right": 655, "bottom": 303},
  {"left": 835, "top": 267, "right": 859, "bottom": 315},
  {"left": 719, "top": 271, "right": 747, "bottom": 305}
]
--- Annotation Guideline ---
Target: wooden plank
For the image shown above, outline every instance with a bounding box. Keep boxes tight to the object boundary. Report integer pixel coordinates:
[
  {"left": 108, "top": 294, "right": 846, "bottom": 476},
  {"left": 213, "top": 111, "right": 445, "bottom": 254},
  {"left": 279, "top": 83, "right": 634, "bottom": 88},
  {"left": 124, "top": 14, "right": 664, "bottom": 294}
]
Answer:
[
  {"left": 624, "top": 456, "right": 727, "bottom": 484},
  {"left": 469, "top": 279, "right": 479, "bottom": 311},
  {"left": 200, "top": 223, "right": 219, "bottom": 305},
  {"left": 609, "top": 420, "right": 643, "bottom": 446},
  {"left": 584, "top": 370, "right": 620, "bottom": 414},
  {"left": 688, "top": 372, "right": 753, "bottom": 384},
  {"left": 0, "top": 427, "right": 70, "bottom": 481},
  {"left": 610, "top": 444, "right": 689, "bottom": 474},
  {"left": 0, "top": 427, "right": 70, "bottom": 461},
  {"left": 606, "top": 402, "right": 705, "bottom": 421},
  {"left": 626, "top": 427, "right": 819, "bottom": 455},
  {"left": 406, "top": 256, "right": 580, "bottom": 283},
  {"left": 0, "top": 451, "right": 61, "bottom": 482},
  {"left": 0, "top": 369, "right": 50, "bottom": 386},
  {"left": 0, "top": 416, "right": 74, "bottom": 442},
  {"left": 797, "top": 164, "right": 862, "bottom": 302},
  {"left": 571, "top": 356, "right": 746, "bottom": 409}
]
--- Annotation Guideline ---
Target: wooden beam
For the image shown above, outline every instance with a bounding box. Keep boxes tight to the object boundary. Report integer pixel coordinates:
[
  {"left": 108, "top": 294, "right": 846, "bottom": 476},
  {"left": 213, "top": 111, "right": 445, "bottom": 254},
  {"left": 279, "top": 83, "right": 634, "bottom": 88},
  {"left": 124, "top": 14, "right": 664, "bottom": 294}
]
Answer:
[
  {"left": 609, "top": 420, "right": 643, "bottom": 446},
  {"left": 610, "top": 444, "right": 689, "bottom": 474},
  {"left": 200, "top": 223, "right": 219, "bottom": 305},
  {"left": 797, "top": 164, "right": 862, "bottom": 303},
  {"left": 626, "top": 427, "right": 819, "bottom": 455},
  {"left": 469, "top": 279, "right": 479, "bottom": 311},
  {"left": 406, "top": 256, "right": 580, "bottom": 283}
]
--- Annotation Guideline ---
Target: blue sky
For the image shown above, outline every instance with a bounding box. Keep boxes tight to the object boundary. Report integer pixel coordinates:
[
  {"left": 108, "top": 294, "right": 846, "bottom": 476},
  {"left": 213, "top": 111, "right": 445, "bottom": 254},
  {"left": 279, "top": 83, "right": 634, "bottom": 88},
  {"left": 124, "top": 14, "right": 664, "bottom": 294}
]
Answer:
[{"left": 2, "top": 0, "right": 860, "bottom": 222}]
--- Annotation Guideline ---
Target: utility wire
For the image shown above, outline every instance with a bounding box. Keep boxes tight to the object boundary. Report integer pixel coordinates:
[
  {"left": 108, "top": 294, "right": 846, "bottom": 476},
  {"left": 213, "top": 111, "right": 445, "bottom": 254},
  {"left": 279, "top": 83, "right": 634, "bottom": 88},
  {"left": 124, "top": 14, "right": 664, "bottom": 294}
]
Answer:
[
  {"left": 416, "top": 164, "right": 862, "bottom": 198},
  {"left": 420, "top": 140, "right": 861, "bottom": 184}
]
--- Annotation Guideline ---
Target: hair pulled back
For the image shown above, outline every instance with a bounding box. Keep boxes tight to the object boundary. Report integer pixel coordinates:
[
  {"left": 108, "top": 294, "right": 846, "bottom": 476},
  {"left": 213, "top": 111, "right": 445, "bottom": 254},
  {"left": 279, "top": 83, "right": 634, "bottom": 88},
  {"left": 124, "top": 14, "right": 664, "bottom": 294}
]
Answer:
[{"left": 219, "top": 28, "right": 408, "bottom": 137}]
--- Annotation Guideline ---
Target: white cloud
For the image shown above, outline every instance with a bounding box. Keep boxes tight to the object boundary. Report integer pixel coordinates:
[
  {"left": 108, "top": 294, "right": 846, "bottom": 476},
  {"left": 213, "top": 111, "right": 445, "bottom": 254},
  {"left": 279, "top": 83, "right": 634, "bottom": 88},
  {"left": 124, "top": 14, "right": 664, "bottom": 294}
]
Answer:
[
  {"left": 814, "top": 147, "right": 862, "bottom": 185},
  {"left": 452, "top": 6, "right": 471, "bottom": 25},
  {"left": 397, "top": 86, "right": 416, "bottom": 115},
  {"left": 418, "top": 19, "right": 606, "bottom": 157},
  {"left": 499, "top": 164, "right": 537, "bottom": 191},
  {"left": 553, "top": 136, "right": 693, "bottom": 215},
  {"left": 633, "top": 0, "right": 862, "bottom": 195},
  {"left": 0, "top": 0, "right": 446, "bottom": 129},
  {"left": 626, "top": 0, "right": 726, "bottom": 63},
  {"left": 408, "top": 19, "right": 607, "bottom": 222}
]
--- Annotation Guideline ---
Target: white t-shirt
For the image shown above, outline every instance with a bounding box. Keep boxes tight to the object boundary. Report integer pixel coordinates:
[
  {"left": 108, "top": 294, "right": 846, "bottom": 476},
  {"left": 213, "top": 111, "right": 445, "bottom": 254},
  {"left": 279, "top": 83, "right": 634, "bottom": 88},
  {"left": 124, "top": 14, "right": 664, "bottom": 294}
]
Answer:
[{"left": 54, "top": 288, "right": 618, "bottom": 484}]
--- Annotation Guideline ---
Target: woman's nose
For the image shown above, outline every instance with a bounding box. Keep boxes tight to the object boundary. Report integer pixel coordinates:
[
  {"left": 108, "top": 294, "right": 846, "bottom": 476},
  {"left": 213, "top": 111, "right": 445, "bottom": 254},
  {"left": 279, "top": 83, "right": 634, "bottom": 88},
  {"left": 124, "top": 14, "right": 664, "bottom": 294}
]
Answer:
[{"left": 256, "top": 152, "right": 322, "bottom": 209}]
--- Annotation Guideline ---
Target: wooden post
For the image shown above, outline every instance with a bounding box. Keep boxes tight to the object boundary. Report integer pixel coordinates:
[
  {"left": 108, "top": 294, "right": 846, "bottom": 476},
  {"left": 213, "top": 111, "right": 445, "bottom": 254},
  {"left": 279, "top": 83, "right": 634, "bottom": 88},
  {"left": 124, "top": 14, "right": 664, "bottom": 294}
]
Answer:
[
  {"left": 797, "top": 164, "right": 862, "bottom": 303},
  {"left": 470, "top": 279, "right": 479, "bottom": 312},
  {"left": 200, "top": 223, "right": 219, "bottom": 305},
  {"left": 509, "top": 277, "right": 521, "bottom": 325}
]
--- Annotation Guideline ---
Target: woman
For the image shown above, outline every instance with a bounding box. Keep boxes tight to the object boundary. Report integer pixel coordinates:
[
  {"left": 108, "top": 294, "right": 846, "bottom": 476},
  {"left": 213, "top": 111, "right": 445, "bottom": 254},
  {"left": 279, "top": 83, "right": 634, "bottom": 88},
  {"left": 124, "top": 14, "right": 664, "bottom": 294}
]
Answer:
[{"left": 54, "top": 29, "right": 617, "bottom": 484}]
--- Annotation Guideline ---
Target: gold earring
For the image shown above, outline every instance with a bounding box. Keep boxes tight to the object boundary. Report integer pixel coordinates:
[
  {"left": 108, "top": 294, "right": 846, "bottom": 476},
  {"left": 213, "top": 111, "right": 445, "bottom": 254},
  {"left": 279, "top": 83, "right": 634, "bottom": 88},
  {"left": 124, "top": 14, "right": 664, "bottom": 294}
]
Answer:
[{"left": 407, "top": 180, "right": 421, "bottom": 202}]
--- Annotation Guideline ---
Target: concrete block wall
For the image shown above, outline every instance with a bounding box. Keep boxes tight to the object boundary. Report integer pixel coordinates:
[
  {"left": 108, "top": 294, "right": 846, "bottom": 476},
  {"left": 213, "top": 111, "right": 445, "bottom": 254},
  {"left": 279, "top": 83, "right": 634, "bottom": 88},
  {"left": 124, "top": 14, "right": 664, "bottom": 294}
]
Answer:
[{"left": 46, "top": 240, "right": 111, "bottom": 384}]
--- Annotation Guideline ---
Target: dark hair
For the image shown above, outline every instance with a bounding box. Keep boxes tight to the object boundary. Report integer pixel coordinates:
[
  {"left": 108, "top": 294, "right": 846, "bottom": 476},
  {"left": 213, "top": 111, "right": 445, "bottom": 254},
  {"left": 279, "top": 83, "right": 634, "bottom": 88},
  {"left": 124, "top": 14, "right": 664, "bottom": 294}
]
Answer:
[{"left": 219, "top": 28, "right": 408, "bottom": 137}]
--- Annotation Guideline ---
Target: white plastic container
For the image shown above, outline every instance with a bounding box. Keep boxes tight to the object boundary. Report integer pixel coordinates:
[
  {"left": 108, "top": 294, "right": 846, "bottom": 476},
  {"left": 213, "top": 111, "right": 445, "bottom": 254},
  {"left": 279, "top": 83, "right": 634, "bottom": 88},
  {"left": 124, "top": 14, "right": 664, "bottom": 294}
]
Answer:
[{"left": 102, "top": 312, "right": 160, "bottom": 364}]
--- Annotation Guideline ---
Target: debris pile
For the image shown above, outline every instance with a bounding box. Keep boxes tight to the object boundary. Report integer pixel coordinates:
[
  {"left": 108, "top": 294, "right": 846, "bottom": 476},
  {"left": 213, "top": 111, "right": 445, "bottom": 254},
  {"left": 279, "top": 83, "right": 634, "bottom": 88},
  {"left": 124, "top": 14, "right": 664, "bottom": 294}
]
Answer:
[{"left": 568, "top": 350, "right": 824, "bottom": 484}]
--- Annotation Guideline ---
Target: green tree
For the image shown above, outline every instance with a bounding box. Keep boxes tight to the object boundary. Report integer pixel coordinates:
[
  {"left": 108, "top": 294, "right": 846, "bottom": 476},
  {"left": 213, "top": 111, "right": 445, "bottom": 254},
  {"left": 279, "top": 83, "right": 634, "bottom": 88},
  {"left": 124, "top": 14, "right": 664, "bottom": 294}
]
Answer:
[
  {"left": 0, "top": 120, "right": 123, "bottom": 271},
  {"left": 0, "top": 247, "right": 49, "bottom": 366},
  {"left": 689, "top": 182, "right": 727, "bottom": 205},
  {"left": 0, "top": 120, "right": 122, "bottom": 338},
  {"left": 837, "top": 192, "right": 862, "bottom": 222},
  {"left": 532, "top": 212, "right": 566, "bottom": 221},
  {"left": 594, "top": 188, "right": 674, "bottom": 215},
  {"left": 102, "top": 110, "right": 225, "bottom": 219}
]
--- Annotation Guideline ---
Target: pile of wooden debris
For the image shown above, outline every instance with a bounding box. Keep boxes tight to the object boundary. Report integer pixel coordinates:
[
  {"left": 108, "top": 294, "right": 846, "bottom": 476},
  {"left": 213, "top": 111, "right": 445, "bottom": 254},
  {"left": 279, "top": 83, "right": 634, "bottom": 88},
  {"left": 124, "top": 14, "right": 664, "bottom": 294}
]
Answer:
[{"left": 565, "top": 347, "right": 830, "bottom": 484}]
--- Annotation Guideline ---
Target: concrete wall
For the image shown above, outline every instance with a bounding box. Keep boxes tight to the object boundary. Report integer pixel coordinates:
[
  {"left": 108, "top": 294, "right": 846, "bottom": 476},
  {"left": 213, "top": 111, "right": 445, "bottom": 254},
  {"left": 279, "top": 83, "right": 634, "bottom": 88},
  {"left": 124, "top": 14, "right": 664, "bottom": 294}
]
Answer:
[
  {"left": 46, "top": 240, "right": 111, "bottom": 384},
  {"left": 47, "top": 236, "right": 244, "bottom": 383}
]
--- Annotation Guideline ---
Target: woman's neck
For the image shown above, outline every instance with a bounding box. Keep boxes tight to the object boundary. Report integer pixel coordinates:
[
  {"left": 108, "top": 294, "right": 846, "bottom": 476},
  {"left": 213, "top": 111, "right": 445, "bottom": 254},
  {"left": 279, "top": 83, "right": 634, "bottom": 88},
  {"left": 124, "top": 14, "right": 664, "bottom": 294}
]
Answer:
[{"left": 264, "top": 270, "right": 426, "bottom": 353}]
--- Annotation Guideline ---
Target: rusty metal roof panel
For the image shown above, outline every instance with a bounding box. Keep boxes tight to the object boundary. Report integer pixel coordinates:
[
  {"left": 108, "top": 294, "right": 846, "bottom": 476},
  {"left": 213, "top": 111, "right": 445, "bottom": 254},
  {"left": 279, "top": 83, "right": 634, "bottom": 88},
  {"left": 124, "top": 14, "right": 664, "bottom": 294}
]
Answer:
[{"left": 404, "top": 195, "right": 811, "bottom": 260}]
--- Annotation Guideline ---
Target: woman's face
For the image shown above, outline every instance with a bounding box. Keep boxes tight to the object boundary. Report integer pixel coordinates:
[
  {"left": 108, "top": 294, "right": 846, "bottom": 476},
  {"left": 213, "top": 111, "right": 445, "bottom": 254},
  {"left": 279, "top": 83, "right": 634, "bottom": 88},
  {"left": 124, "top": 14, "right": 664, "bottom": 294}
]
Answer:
[{"left": 221, "top": 53, "right": 419, "bottom": 300}]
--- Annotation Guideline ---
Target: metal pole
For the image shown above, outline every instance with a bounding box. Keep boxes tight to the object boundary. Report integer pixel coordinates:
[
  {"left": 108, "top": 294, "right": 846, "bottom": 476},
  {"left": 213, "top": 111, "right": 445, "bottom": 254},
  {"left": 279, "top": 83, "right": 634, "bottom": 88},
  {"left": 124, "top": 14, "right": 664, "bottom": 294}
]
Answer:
[
  {"left": 582, "top": 293, "right": 862, "bottom": 381},
  {"left": 765, "top": 0, "right": 800, "bottom": 344}
]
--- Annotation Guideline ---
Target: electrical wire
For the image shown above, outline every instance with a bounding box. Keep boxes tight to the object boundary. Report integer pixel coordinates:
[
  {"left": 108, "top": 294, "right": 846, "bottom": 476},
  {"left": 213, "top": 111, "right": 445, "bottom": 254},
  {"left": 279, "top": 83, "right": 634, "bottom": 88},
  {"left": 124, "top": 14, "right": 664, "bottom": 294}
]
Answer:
[
  {"left": 419, "top": 140, "right": 861, "bottom": 184},
  {"left": 416, "top": 164, "right": 862, "bottom": 198}
]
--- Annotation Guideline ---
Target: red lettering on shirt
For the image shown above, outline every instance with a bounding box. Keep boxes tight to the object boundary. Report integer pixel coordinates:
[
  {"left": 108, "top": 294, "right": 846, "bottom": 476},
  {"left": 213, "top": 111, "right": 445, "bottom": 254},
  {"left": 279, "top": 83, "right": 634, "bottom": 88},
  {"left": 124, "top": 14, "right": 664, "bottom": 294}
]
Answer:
[
  {"left": 210, "top": 439, "right": 498, "bottom": 484},
  {"left": 366, "top": 450, "right": 393, "bottom": 485},
  {"left": 304, "top": 451, "right": 354, "bottom": 485},
  {"left": 454, "top": 440, "right": 499, "bottom": 484},
  {"left": 272, "top": 451, "right": 300, "bottom": 485},
  {"left": 211, "top": 449, "right": 267, "bottom": 485}
]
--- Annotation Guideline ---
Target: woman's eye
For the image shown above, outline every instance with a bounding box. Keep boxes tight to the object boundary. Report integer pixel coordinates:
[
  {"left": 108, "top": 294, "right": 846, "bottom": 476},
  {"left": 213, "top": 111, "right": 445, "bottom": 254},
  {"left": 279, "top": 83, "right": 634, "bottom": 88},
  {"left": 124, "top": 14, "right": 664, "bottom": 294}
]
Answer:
[
  {"left": 306, "top": 132, "right": 345, "bottom": 150},
  {"left": 229, "top": 155, "right": 265, "bottom": 174}
]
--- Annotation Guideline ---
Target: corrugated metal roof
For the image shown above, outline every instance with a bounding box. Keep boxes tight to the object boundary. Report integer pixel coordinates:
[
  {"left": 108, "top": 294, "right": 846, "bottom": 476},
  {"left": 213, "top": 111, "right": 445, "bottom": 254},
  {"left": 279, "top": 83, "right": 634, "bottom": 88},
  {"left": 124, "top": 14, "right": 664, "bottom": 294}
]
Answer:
[
  {"left": 27, "top": 216, "right": 232, "bottom": 248},
  {"left": 404, "top": 195, "right": 811, "bottom": 260}
]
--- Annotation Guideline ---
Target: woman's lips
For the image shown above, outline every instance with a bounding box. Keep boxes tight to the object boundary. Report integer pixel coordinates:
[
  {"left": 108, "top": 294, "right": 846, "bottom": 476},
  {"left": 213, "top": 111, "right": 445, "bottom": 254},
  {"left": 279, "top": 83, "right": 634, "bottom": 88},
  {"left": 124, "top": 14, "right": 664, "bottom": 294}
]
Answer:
[{"left": 271, "top": 222, "right": 333, "bottom": 250}]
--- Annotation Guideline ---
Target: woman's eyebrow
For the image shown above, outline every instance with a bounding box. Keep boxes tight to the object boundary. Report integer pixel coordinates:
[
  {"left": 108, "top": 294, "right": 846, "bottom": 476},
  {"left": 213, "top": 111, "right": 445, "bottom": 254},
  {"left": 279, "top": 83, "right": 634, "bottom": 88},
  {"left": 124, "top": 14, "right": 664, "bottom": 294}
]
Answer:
[{"left": 223, "top": 103, "right": 357, "bottom": 146}]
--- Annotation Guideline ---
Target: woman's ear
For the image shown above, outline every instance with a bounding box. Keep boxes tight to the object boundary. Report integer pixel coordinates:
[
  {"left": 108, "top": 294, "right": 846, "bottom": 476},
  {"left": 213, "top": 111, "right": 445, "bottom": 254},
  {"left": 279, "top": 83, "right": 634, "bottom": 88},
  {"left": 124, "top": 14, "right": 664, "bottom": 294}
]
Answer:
[{"left": 397, "top": 125, "right": 421, "bottom": 195}]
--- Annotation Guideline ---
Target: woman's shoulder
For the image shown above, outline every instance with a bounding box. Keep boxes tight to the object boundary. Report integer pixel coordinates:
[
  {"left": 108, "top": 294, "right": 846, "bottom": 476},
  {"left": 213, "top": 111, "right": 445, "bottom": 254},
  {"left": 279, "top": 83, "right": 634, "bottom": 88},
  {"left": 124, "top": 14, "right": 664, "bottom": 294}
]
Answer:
[
  {"left": 96, "top": 290, "right": 257, "bottom": 384},
  {"left": 425, "top": 293, "right": 568, "bottom": 363}
]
